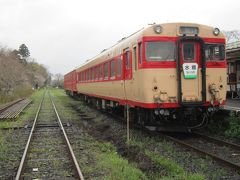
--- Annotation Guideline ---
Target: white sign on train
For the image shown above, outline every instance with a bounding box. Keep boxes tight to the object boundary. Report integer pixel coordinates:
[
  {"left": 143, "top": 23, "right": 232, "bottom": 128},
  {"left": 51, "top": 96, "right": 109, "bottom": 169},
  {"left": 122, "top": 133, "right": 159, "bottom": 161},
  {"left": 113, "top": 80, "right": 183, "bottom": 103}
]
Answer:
[{"left": 183, "top": 63, "right": 198, "bottom": 79}]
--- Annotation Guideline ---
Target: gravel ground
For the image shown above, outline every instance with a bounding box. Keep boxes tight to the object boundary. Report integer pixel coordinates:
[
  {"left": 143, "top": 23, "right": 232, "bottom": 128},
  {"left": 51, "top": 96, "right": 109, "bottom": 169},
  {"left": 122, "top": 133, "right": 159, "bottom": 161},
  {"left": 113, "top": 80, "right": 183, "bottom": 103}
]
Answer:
[{"left": 0, "top": 128, "right": 30, "bottom": 179}]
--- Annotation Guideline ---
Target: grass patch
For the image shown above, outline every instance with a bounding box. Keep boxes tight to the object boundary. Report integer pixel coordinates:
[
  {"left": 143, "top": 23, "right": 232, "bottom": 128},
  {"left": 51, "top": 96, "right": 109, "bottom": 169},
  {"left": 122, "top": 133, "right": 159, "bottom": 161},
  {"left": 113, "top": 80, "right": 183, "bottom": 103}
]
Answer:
[
  {"left": 145, "top": 150, "right": 204, "bottom": 180},
  {"left": 96, "top": 142, "right": 147, "bottom": 180},
  {"left": 224, "top": 114, "right": 240, "bottom": 138},
  {"left": 128, "top": 138, "right": 205, "bottom": 180}
]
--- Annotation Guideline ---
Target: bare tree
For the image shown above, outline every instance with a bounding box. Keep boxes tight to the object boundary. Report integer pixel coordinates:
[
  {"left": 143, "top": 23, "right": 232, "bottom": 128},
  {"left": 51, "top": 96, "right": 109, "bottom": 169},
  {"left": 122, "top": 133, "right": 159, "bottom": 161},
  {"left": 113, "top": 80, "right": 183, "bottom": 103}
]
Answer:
[
  {"left": 223, "top": 30, "right": 240, "bottom": 43},
  {"left": 51, "top": 73, "right": 64, "bottom": 88}
]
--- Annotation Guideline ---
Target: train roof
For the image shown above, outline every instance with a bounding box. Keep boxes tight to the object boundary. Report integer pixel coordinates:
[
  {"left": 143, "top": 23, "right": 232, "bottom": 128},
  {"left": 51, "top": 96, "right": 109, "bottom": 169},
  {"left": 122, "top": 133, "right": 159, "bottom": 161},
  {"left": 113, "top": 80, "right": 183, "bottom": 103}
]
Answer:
[{"left": 74, "top": 22, "right": 225, "bottom": 72}]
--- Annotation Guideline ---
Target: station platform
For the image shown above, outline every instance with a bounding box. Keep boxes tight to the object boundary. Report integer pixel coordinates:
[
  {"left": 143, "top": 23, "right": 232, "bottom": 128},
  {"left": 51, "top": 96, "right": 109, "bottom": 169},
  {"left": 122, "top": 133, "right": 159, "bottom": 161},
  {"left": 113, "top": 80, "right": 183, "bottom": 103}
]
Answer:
[{"left": 224, "top": 98, "right": 240, "bottom": 111}]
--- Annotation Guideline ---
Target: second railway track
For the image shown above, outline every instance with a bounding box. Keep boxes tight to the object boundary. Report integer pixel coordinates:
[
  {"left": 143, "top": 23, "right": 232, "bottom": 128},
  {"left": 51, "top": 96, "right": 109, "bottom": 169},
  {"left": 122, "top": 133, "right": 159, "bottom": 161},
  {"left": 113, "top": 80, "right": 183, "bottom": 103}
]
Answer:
[
  {"left": 15, "top": 91, "right": 84, "bottom": 180},
  {"left": 162, "top": 132, "right": 240, "bottom": 172}
]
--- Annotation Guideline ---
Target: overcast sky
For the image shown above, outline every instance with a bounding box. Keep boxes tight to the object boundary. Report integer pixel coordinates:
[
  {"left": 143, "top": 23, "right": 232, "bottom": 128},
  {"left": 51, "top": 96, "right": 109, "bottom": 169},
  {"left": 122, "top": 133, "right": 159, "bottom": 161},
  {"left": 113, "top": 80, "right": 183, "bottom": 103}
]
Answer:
[{"left": 0, "top": 0, "right": 239, "bottom": 74}]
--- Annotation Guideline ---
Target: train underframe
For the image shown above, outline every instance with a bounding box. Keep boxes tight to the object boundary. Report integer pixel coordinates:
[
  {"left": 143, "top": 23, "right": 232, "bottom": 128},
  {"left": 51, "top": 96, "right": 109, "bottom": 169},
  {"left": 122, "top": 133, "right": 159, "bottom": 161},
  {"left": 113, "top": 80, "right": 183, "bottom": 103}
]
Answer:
[{"left": 66, "top": 90, "right": 218, "bottom": 132}]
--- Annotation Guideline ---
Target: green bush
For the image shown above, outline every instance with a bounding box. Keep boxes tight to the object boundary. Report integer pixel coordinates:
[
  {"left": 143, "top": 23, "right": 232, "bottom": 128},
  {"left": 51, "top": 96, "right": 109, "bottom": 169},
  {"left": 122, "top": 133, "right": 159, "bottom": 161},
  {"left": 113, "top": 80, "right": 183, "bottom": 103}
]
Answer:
[
  {"left": 206, "top": 110, "right": 230, "bottom": 134},
  {"left": 224, "top": 114, "right": 240, "bottom": 138}
]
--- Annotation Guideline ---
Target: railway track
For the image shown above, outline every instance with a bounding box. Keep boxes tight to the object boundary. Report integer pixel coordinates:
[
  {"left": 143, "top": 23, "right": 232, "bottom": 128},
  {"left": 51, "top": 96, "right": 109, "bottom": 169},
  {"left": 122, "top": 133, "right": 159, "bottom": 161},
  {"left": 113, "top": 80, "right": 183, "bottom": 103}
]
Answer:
[
  {"left": 70, "top": 99, "right": 240, "bottom": 176},
  {"left": 162, "top": 132, "right": 240, "bottom": 172},
  {"left": 98, "top": 107, "right": 240, "bottom": 172},
  {"left": 0, "top": 99, "right": 31, "bottom": 119},
  {"left": 15, "top": 91, "right": 84, "bottom": 180}
]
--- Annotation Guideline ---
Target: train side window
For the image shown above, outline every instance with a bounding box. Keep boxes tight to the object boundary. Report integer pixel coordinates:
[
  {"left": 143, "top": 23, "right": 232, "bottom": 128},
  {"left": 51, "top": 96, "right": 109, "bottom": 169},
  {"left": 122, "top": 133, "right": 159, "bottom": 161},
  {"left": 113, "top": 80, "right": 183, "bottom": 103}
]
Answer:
[
  {"left": 89, "top": 69, "right": 92, "bottom": 81},
  {"left": 183, "top": 42, "right": 195, "bottom": 61},
  {"left": 138, "top": 43, "right": 142, "bottom": 64},
  {"left": 87, "top": 69, "right": 90, "bottom": 81},
  {"left": 110, "top": 60, "right": 115, "bottom": 78},
  {"left": 104, "top": 63, "right": 108, "bottom": 79},
  {"left": 88, "top": 69, "right": 91, "bottom": 81},
  {"left": 117, "top": 58, "right": 122, "bottom": 77},
  {"left": 89, "top": 69, "right": 91, "bottom": 81},
  {"left": 95, "top": 66, "right": 98, "bottom": 80},
  {"left": 81, "top": 72, "right": 84, "bottom": 82},
  {"left": 99, "top": 65, "right": 103, "bottom": 80},
  {"left": 125, "top": 51, "right": 130, "bottom": 69},
  {"left": 133, "top": 46, "right": 137, "bottom": 70},
  {"left": 91, "top": 68, "right": 94, "bottom": 81}
]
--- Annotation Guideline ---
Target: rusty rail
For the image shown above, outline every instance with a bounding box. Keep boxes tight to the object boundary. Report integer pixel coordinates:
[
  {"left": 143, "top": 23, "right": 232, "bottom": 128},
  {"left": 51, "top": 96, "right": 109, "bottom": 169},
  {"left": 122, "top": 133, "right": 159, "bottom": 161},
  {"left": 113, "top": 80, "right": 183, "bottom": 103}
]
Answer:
[{"left": 0, "top": 99, "right": 31, "bottom": 119}]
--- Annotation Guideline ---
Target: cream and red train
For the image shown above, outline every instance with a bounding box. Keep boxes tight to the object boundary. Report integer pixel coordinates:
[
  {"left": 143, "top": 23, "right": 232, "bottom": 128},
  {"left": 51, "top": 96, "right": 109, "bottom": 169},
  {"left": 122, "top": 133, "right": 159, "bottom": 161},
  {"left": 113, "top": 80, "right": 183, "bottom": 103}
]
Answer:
[{"left": 64, "top": 23, "right": 227, "bottom": 130}]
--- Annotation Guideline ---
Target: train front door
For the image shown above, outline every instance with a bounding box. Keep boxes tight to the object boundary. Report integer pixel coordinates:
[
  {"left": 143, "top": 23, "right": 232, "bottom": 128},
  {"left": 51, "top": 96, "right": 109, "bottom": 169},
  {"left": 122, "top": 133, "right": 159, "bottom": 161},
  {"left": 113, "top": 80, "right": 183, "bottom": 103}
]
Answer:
[{"left": 178, "top": 41, "right": 204, "bottom": 104}]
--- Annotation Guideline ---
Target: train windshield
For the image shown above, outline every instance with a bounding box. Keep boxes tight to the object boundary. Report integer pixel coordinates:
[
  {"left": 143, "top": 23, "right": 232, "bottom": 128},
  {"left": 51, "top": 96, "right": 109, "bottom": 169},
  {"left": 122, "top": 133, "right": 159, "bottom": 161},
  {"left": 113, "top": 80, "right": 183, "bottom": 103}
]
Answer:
[
  {"left": 205, "top": 44, "right": 225, "bottom": 61},
  {"left": 145, "top": 41, "right": 175, "bottom": 61}
]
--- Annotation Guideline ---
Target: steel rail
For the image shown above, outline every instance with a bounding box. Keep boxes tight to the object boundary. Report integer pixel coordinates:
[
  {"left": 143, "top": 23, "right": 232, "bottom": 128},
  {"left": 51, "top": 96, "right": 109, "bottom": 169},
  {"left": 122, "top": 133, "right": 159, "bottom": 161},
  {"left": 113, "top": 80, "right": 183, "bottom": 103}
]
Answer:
[
  {"left": 0, "top": 99, "right": 24, "bottom": 113},
  {"left": 193, "top": 132, "right": 240, "bottom": 151},
  {"left": 49, "top": 92, "right": 84, "bottom": 180},
  {"left": 15, "top": 92, "right": 45, "bottom": 180},
  {"left": 163, "top": 134, "right": 240, "bottom": 171},
  {"left": 0, "top": 99, "right": 31, "bottom": 119}
]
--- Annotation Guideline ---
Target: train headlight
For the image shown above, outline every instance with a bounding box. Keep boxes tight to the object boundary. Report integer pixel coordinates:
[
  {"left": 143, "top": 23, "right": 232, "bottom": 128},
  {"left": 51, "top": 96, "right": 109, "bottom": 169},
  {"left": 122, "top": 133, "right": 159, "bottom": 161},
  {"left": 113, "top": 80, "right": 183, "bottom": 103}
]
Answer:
[
  {"left": 213, "top": 28, "right": 220, "bottom": 36},
  {"left": 154, "top": 25, "right": 162, "bottom": 34},
  {"left": 159, "top": 109, "right": 165, "bottom": 115}
]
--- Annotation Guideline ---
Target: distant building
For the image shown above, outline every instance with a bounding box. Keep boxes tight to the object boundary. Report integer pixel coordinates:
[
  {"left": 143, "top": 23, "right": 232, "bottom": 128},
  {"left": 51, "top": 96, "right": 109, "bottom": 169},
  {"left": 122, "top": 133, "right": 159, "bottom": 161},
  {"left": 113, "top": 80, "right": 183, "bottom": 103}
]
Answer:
[{"left": 226, "top": 41, "right": 240, "bottom": 98}]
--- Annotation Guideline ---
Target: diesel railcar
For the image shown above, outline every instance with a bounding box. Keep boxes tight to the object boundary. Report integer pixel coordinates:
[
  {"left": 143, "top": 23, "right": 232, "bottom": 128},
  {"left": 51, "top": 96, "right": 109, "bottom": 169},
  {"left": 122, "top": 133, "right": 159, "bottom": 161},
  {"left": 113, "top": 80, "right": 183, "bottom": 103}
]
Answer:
[{"left": 64, "top": 23, "right": 227, "bottom": 131}]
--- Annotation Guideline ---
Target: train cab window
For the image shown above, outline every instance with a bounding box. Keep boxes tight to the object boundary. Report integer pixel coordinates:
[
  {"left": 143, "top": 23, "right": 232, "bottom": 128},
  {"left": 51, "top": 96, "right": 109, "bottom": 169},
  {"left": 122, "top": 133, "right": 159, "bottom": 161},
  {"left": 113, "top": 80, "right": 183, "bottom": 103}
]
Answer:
[
  {"left": 183, "top": 42, "right": 195, "bottom": 61},
  {"left": 104, "top": 63, "right": 108, "bottom": 79},
  {"left": 146, "top": 41, "right": 175, "bottom": 61},
  {"left": 110, "top": 60, "right": 115, "bottom": 78},
  {"left": 138, "top": 43, "right": 142, "bottom": 64},
  {"left": 99, "top": 65, "right": 103, "bottom": 80},
  {"left": 117, "top": 58, "right": 122, "bottom": 77},
  {"left": 205, "top": 44, "right": 225, "bottom": 61}
]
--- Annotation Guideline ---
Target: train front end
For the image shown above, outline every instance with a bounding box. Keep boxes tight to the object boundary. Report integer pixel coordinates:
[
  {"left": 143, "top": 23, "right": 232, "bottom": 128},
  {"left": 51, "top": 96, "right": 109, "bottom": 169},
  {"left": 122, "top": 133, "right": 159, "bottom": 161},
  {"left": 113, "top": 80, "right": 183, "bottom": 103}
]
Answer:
[{"left": 138, "top": 23, "right": 227, "bottom": 129}]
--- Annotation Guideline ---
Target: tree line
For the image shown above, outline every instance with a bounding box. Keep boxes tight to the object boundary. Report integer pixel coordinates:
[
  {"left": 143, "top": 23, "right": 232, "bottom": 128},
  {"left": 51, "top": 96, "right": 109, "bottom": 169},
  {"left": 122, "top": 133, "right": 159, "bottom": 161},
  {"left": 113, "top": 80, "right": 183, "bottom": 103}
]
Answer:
[{"left": 0, "top": 44, "right": 50, "bottom": 103}]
